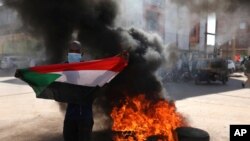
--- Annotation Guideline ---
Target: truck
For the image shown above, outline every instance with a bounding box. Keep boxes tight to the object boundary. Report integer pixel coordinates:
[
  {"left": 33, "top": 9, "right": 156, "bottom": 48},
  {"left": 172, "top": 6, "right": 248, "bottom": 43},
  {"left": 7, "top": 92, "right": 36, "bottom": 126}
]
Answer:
[{"left": 194, "top": 58, "right": 229, "bottom": 85}]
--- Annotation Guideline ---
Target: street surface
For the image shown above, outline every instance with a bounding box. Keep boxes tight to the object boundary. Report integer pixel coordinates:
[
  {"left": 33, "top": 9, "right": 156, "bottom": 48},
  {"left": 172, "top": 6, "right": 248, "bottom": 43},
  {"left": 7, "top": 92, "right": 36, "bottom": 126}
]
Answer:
[
  {"left": 0, "top": 71, "right": 250, "bottom": 141},
  {"left": 165, "top": 72, "right": 250, "bottom": 141}
]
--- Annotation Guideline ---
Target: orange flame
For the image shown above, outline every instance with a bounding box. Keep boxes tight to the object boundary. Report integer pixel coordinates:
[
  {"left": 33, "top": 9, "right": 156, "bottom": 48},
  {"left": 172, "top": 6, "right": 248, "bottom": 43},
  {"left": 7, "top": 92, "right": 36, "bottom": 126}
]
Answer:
[{"left": 111, "top": 95, "right": 186, "bottom": 141}]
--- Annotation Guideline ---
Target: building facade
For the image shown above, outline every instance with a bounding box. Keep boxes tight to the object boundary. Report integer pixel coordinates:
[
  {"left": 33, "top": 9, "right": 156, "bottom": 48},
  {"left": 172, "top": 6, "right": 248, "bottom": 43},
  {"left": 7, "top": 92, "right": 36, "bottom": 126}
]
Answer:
[
  {"left": 0, "top": 5, "right": 42, "bottom": 57},
  {"left": 143, "top": 0, "right": 165, "bottom": 39},
  {"left": 217, "top": 13, "right": 250, "bottom": 61},
  {"left": 118, "top": 0, "right": 215, "bottom": 61}
]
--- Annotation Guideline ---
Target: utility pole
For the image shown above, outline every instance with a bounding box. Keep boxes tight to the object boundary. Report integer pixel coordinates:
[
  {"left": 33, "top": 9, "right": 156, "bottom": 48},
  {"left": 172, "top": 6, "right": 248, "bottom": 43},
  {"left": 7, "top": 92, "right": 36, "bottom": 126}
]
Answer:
[
  {"left": 232, "top": 36, "right": 236, "bottom": 60},
  {"left": 204, "top": 0, "right": 208, "bottom": 59},
  {"left": 176, "top": 5, "right": 179, "bottom": 49},
  {"left": 204, "top": 20, "right": 207, "bottom": 58}
]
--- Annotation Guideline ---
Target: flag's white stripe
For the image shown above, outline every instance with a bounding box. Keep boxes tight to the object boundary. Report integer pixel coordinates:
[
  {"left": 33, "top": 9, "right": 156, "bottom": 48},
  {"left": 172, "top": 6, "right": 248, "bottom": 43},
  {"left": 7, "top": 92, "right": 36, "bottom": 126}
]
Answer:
[{"left": 52, "top": 70, "right": 118, "bottom": 87}]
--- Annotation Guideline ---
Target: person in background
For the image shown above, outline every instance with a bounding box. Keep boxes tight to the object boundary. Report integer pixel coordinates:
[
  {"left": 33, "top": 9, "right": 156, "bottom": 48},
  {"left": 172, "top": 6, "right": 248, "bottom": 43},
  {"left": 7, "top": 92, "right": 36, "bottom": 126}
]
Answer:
[
  {"left": 242, "top": 56, "right": 250, "bottom": 88},
  {"left": 63, "top": 40, "right": 94, "bottom": 141},
  {"left": 240, "top": 56, "right": 247, "bottom": 66}
]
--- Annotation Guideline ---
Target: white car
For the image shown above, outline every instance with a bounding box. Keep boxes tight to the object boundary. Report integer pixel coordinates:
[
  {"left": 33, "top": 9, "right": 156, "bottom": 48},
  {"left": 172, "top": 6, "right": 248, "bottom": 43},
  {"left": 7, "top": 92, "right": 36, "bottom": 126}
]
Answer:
[{"left": 227, "top": 59, "right": 236, "bottom": 73}]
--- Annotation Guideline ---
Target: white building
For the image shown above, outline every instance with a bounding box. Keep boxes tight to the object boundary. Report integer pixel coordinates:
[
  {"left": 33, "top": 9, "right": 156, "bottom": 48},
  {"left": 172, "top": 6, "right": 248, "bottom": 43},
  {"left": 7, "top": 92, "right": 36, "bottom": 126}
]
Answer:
[{"left": 118, "top": 0, "right": 217, "bottom": 60}]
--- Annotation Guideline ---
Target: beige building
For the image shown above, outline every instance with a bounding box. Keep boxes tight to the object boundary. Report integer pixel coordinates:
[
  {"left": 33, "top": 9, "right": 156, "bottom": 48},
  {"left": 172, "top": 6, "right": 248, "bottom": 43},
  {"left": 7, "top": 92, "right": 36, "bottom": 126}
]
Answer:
[
  {"left": 217, "top": 13, "right": 250, "bottom": 61},
  {"left": 143, "top": 0, "right": 165, "bottom": 39},
  {"left": 0, "top": 5, "right": 42, "bottom": 57}
]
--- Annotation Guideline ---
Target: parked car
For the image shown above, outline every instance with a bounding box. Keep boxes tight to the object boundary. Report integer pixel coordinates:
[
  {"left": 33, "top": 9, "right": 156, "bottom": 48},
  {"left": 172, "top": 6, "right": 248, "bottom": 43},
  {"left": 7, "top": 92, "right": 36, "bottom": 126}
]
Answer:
[
  {"left": 0, "top": 55, "right": 35, "bottom": 70},
  {"left": 227, "top": 59, "right": 236, "bottom": 73}
]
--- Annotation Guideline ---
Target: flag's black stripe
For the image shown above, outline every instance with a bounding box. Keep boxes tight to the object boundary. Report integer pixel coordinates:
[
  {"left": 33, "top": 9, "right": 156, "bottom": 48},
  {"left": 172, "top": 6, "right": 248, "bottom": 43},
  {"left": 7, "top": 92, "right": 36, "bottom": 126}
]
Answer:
[{"left": 37, "top": 82, "right": 98, "bottom": 104}]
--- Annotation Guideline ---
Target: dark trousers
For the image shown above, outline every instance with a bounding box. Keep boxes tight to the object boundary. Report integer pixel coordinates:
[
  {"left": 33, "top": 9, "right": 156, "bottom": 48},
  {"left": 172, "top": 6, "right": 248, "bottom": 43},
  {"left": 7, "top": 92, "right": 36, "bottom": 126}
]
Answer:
[{"left": 63, "top": 119, "right": 94, "bottom": 141}]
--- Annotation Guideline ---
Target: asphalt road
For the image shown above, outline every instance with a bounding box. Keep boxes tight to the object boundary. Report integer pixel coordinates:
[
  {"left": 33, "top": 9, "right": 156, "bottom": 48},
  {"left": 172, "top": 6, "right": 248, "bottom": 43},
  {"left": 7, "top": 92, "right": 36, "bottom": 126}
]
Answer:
[
  {"left": 165, "top": 72, "right": 250, "bottom": 141},
  {"left": 0, "top": 72, "right": 249, "bottom": 141}
]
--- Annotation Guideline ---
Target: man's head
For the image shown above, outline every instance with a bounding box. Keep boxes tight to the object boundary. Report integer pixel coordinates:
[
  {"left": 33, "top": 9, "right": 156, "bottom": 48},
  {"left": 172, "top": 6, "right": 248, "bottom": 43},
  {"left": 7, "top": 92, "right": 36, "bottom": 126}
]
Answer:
[
  {"left": 67, "top": 41, "right": 82, "bottom": 63},
  {"left": 69, "top": 41, "right": 82, "bottom": 53}
]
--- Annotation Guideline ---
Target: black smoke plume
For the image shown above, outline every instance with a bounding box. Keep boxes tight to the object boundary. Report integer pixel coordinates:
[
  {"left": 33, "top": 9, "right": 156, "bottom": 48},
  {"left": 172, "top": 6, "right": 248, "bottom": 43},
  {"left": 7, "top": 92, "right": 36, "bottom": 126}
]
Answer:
[
  {"left": 4, "top": 0, "right": 170, "bottom": 135},
  {"left": 4, "top": 0, "right": 120, "bottom": 63}
]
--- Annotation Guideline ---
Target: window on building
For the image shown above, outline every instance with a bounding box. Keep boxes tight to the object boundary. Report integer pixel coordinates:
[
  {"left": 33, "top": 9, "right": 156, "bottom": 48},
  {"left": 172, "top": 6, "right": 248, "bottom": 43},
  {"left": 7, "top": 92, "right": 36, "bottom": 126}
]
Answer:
[
  {"left": 240, "top": 22, "right": 247, "bottom": 29},
  {"left": 206, "top": 13, "right": 216, "bottom": 46},
  {"left": 207, "top": 34, "right": 215, "bottom": 46},
  {"left": 189, "top": 23, "right": 200, "bottom": 44}
]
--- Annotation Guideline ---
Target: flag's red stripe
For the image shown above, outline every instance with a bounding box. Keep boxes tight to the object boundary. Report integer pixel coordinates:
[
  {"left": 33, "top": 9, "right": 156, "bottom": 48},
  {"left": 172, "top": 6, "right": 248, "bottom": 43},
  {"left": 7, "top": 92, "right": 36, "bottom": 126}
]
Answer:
[{"left": 30, "top": 56, "right": 128, "bottom": 73}]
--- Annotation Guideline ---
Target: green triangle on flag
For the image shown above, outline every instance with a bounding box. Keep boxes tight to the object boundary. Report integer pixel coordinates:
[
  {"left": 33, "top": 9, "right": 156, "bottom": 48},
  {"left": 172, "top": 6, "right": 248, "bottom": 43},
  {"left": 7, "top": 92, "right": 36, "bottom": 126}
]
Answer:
[{"left": 19, "top": 69, "right": 61, "bottom": 96}]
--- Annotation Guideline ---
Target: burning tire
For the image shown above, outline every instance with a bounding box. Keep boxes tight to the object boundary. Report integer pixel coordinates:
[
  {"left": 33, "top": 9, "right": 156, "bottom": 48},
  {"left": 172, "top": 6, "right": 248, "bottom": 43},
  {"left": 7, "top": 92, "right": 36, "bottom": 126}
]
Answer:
[{"left": 175, "top": 127, "right": 209, "bottom": 141}]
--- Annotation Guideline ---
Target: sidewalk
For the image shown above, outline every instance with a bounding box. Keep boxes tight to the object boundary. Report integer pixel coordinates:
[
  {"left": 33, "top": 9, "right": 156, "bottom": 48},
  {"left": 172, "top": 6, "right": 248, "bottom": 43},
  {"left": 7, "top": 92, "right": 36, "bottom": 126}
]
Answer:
[{"left": 170, "top": 74, "right": 250, "bottom": 141}]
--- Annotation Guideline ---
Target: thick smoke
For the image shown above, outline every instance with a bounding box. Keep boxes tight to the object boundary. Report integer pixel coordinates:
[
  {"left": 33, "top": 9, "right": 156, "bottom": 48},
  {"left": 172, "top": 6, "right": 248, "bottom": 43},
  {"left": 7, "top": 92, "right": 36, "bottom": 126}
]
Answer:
[
  {"left": 106, "top": 28, "right": 164, "bottom": 99},
  {"left": 4, "top": 0, "right": 121, "bottom": 63},
  {"left": 4, "top": 0, "right": 170, "bottom": 133}
]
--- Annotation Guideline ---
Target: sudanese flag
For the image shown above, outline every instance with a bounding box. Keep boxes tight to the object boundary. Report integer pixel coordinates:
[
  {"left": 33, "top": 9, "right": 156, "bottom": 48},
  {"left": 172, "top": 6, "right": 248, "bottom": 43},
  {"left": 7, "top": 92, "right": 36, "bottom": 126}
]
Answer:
[{"left": 15, "top": 55, "right": 128, "bottom": 104}]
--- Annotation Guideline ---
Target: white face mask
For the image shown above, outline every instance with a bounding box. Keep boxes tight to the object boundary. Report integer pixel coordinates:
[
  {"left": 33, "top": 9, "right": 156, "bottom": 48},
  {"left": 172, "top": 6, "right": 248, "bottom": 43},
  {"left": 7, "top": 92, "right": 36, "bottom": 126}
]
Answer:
[{"left": 67, "top": 53, "right": 82, "bottom": 63}]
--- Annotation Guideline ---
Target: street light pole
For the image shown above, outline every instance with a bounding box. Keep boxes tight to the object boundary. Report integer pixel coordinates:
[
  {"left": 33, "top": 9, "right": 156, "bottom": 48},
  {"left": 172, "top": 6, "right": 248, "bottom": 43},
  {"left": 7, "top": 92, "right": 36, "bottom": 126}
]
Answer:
[
  {"left": 204, "top": 0, "right": 209, "bottom": 59},
  {"left": 232, "top": 35, "right": 236, "bottom": 60},
  {"left": 176, "top": 5, "right": 179, "bottom": 49},
  {"left": 205, "top": 21, "right": 207, "bottom": 58}
]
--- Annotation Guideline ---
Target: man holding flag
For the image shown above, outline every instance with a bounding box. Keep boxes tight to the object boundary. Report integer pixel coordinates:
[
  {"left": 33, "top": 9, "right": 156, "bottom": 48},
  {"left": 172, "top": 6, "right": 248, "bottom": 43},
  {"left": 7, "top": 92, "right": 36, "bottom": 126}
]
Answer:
[
  {"left": 63, "top": 40, "right": 94, "bottom": 141},
  {"left": 15, "top": 41, "right": 128, "bottom": 141}
]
